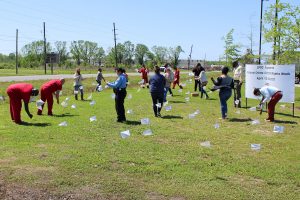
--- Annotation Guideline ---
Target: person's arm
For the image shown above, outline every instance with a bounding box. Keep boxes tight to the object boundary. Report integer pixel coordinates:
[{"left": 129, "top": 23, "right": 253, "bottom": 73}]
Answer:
[
  {"left": 211, "top": 77, "right": 221, "bottom": 86},
  {"left": 24, "top": 102, "right": 33, "bottom": 119},
  {"left": 55, "top": 91, "right": 60, "bottom": 104},
  {"left": 107, "top": 77, "right": 122, "bottom": 88},
  {"left": 101, "top": 73, "right": 106, "bottom": 83}
]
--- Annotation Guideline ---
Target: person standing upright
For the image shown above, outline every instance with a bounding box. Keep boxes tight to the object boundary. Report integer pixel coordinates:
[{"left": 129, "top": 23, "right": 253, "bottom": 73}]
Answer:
[
  {"left": 211, "top": 67, "right": 234, "bottom": 119},
  {"left": 74, "top": 68, "right": 84, "bottom": 100},
  {"left": 192, "top": 63, "right": 201, "bottom": 92},
  {"left": 6, "top": 83, "right": 39, "bottom": 124},
  {"left": 138, "top": 64, "right": 149, "bottom": 88},
  {"left": 149, "top": 66, "right": 166, "bottom": 117},
  {"left": 172, "top": 66, "right": 183, "bottom": 89},
  {"left": 106, "top": 68, "right": 127, "bottom": 122},
  {"left": 96, "top": 68, "right": 106, "bottom": 91},
  {"left": 38, "top": 78, "right": 65, "bottom": 116},
  {"left": 199, "top": 66, "right": 209, "bottom": 99},
  {"left": 233, "top": 61, "right": 243, "bottom": 108}
]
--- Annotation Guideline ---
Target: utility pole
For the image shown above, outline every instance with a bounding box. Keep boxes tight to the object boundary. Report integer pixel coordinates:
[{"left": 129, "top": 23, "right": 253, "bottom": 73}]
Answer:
[
  {"left": 16, "top": 29, "right": 18, "bottom": 75},
  {"left": 187, "top": 45, "right": 193, "bottom": 71},
  {"left": 113, "top": 23, "right": 118, "bottom": 68},
  {"left": 259, "top": 0, "right": 264, "bottom": 64},
  {"left": 43, "top": 22, "right": 47, "bottom": 74},
  {"left": 273, "top": 0, "right": 279, "bottom": 62}
]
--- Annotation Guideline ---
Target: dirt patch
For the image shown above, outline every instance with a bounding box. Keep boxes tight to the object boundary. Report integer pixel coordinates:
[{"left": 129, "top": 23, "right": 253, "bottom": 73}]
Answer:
[
  {"left": 146, "top": 192, "right": 167, "bottom": 200},
  {"left": 0, "top": 157, "right": 17, "bottom": 165},
  {"left": 253, "top": 129, "right": 274, "bottom": 136},
  {"left": 229, "top": 175, "right": 265, "bottom": 187}
]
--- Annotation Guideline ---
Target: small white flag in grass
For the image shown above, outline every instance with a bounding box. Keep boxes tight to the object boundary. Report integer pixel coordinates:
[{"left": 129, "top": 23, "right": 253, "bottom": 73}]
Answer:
[
  {"left": 36, "top": 99, "right": 44, "bottom": 107},
  {"left": 188, "top": 114, "right": 196, "bottom": 119},
  {"left": 185, "top": 91, "right": 190, "bottom": 95},
  {"left": 111, "top": 93, "right": 115, "bottom": 99},
  {"left": 251, "top": 119, "right": 260, "bottom": 125},
  {"left": 185, "top": 97, "right": 190, "bottom": 102},
  {"left": 0, "top": 95, "right": 4, "bottom": 101},
  {"left": 127, "top": 109, "right": 133, "bottom": 114},
  {"left": 235, "top": 110, "right": 241, "bottom": 114},
  {"left": 234, "top": 100, "right": 240, "bottom": 105},
  {"left": 90, "top": 100, "right": 96, "bottom": 106},
  {"left": 178, "top": 89, "right": 183, "bottom": 93},
  {"left": 71, "top": 104, "right": 76, "bottom": 109},
  {"left": 141, "top": 118, "right": 150, "bottom": 125},
  {"left": 251, "top": 144, "right": 261, "bottom": 151},
  {"left": 120, "top": 130, "right": 130, "bottom": 139},
  {"left": 200, "top": 141, "right": 211, "bottom": 148},
  {"left": 273, "top": 125, "right": 284, "bottom": 133},
  {"left": 194, "top": 109, "right": 200, "bottom": 115},
  {"left": 58, "top": 121, "right": 67, "bottom": 127},
  {"left": 97, "top": 85, "right": 103, "bottom": 92},
  {"left": 189, "top": 79, "right": 192, "bottom": 83},
  {"left": 105, "top": 85, "right": 109, "bottom": 89},
  {"left": 249, "top": 107, "right": 257, "bottom": 111},
  {"left": 165, "top": 106, "right": 172, "bottom": 111},
  {"left": 156, "top": 103, "right": 162, "bottom": 108},
  {"left": 127, "top": 94, "right": 132, "bottom": 100},
  {"left": 65, "top": 97, "right": 70, "bottom": 101},
  {"left": 90, "top": 116, "right": 97, "bottom": 122},
  {"left": 142, "top": 129, "right": 153, "bottom": 136},
  {"left": 188, "top": 72, "right": 194, "bottom": 76},
  {"left": 79, "top": 86, "right": 84, "bottom": 90},
  {"left": 61, "top": 101, "right": 68, "bottom": 108},
  {"left": 87, "top": 93, "right": 93, "bottom": 100},
  {"left": 214, "top": 123, "right": 220, "bottom": 129}
]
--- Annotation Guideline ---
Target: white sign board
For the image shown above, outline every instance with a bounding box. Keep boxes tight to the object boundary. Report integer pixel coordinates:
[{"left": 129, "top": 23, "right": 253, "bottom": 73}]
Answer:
[{"left": 245, "top": 64, "right": 295, "bottom": 103}]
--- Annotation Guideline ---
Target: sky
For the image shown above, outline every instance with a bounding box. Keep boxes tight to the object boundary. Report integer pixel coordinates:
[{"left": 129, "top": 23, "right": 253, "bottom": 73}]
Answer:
[{"left": 0, "top": 0, "right": 298, "bottom": 61}]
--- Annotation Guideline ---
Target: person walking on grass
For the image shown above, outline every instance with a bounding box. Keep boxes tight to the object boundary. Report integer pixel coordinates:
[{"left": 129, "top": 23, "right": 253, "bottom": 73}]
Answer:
[
  {"left": 149, "top": 66, "right": 166, "bottom": 117},
  {"left": 172, "top": 66, "right": 183, "bottom": 89},
  {"left": 253, "top": 86, "right": 282, "bottom": 122},
  {"left": 164, "top": 67, "right": 173, "bottom": 102},
  {"left": 211, "top": 67, "right": 234, "bottom": 119},
  {"left": 6, "top": 83, "right": 39, "bottom": 124},
  {"left": 74, "top": 68, "right": 84, "bottom": 100},
  {"left": 37, "top": 78, "right": 65, "bottom": 116},
  {"left": 199, "top": 66, "right": 209, "bottom": 99},
  {"left": 233, "top": 61, "right": 243, "bottom": 108},
  {"left": 192, "top": 63, "right": 201, "bottom": 92},
  {"left": 96, "top": 68, "right": 106, "bottom": 91},
  {"left": 106, "top": 67, "right": 127, "bottom": 123}
]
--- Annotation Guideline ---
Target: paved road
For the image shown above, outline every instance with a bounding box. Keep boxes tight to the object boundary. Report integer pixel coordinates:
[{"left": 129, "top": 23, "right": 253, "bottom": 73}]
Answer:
[{"left": 0, "top": 72, "right": 144, "bottom": 82}]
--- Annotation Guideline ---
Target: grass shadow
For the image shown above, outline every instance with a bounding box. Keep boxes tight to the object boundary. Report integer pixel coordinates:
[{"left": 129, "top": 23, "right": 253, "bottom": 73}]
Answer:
[
  {"left": 204, "top": 98, "right": 217, "bottom": 101},
  {"left": 273, "top": 120, "right": 298, "bottom": 124},
  {"left": 20, "top": 122, "right": 51, "bottom": 127},
  {"left": 168, "top": 100, "right": 186, "bottom": 104},
  {"left": 53, "top": 113, "right": 79, "bottom": 117},
  {"left": 125, "top": 120, "right": 141, "bottom": 126},
  {"left": 228, "top": 118, "right": 252, "bottom": 122},
  {"left": 162, "top": 115, "right": 183, "bottom": 119},
  {"left": 276, "top": 112, "right": 300, "bottom": 119}
]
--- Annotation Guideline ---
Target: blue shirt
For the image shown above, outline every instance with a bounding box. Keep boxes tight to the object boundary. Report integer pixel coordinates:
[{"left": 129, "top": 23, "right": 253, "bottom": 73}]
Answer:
[
  {"left": 107, "top": 74, "right": 127, "bottom": 89},
  {"left": 149, "top": 73, "right": 166, "bottom": 93},
  {"left": 259, "top": 86, "right": 280, "bottom": 103}
]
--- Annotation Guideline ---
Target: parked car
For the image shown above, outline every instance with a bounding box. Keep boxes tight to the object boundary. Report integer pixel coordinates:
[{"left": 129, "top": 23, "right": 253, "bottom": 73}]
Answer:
[{"left": 295, "top": 72, "right": 300, "bottom": 84}]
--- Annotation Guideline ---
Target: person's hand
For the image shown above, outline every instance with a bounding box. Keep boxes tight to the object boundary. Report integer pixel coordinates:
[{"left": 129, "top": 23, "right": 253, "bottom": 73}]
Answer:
[{"left": 28, "top": 114, "right": 33, "bottom": 119}]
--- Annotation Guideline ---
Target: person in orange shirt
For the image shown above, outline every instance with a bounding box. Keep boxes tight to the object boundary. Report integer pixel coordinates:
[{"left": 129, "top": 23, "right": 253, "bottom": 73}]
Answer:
[
  {"left": 38, "top": 79, "right": 65, "bottom": 115},
  {"left": 6, "top": 83, "right": 39, "bottom": 124},
  {"left": 172, "top": 66, "right": 183, "bottom": 89}
]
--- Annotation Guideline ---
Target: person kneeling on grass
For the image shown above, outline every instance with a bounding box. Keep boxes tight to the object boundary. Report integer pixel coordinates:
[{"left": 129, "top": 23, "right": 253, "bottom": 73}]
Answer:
[
  {"left": 38, "top": 78, "right": 65, "bottom": 116},
  {"left": 253, "top": 86, "right": 283, "bottom": 122},
  {"left": 6, "top": 83, "right": 39, "bottom": 124},
  {"left": 149, "top": 66, "right": 166, "bottom": 117}
]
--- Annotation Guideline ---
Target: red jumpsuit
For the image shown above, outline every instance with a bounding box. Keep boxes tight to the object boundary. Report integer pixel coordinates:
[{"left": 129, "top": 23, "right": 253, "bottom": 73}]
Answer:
[
  {"left": 6, "top": 83, "right": 33, "bottom": 124},
  {"left": 172, "top": 69, "right": 180, "bottom": 89},
  {"left": 139, "top": 67, "right": 149, "bottom": 84},
  {"left": 38, "top": 80, "right": 62, "bottom": 115}
]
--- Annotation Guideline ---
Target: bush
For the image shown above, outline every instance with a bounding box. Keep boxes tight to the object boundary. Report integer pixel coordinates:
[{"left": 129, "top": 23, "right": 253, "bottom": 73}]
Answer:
[{"left": 0, "top": 63, "right": 14, "bottom": 69}]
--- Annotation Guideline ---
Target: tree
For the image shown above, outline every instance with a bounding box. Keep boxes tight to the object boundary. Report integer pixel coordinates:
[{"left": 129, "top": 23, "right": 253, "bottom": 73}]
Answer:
[
  {"left": 222, "top": 29, "right": 240, "bottom": 65},
  {"left": 94, "top": 47, "right": 105, "bottom": 66},
  {"left": 169, "top": 46, "right": 184, "bottom": 67},
  {"left": 264, "top": 2, "right": 300, "bottom": 64},
  {"left": 70, "top": 40, "right": 84, "bottom": 65},
  {"left": 151, "top": 46, "right": 169, "bottom": 66},
  {"left": 54, "top": 41, "right": 68, "bottom": 66},
  {"left": 123, "top": 41, "right": 135, "bottom": 66},
  {"left": 135, "top": 44, "right": 149, "bottom": 65}
]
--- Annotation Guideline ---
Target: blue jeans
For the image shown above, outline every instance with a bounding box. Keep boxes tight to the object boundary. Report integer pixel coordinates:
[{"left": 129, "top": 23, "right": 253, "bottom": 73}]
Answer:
[
  {"left": 163, "top": 87, "right": 168, "bottom": 102},
  {"left": 219, "top": 89, "right": 232, "bottom": 119}
]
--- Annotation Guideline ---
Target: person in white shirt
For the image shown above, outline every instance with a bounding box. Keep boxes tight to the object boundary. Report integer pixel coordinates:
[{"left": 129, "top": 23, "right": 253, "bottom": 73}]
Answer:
[
  {"left": 253, "top": 86, "right": 283, "bottom": 122},
  {"left": 233, "top": 61, "right": 243, "bottom": 108},
  {"left": 198, "top": 66, "right": 209, "bottom": 99},
  {"left": 74, "top": 68, "right": 84, "bottom": 100}
]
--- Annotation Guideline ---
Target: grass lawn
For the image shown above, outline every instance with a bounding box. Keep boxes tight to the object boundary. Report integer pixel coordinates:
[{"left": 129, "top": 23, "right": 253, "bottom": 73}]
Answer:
[{"left": 0, "top": 73, "right": 299, "bottom": 199}]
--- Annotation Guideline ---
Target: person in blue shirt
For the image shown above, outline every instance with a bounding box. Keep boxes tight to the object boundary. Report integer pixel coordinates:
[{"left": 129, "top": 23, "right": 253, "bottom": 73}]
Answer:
[
  {"left": 106, "top": 68, "right": 127, "bottom": 122},
  {"left": 149, "top": 66, "right": 166, "bottom": 117}
]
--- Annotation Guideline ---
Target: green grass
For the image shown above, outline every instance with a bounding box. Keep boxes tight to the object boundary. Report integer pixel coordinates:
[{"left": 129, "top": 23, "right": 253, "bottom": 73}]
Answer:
[{"left": 0, "top": 74, "right": 299, "bottom": 199}]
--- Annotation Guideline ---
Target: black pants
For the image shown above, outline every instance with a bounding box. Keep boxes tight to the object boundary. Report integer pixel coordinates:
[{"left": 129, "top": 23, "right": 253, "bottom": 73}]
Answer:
[
  {"left": 151, "top": 92, "right": 164, "bottom": 116},
  {"left": 168, "top": 88, "right": 173, "bottom": 95},
  {"left": 233, "top": 80, "right": 241, "bottom": 108},
  {"left": 194, "top": 80, "right": 201, "bottom": 91},
  {"left": 115, "top": 89, "right": 127, "bottom": 121}
]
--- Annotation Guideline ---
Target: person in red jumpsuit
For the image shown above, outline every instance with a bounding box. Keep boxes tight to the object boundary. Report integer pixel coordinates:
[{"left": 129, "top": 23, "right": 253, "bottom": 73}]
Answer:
[
  {"left": 6, "top": 83, "right": 39, "bottom": 124},
  {"left": 37, "top": 78, "right": 65, "bottom": 115},
  {"left": 138, "top": 64, "right": 149, "bottom": 88},
  {"left": 172, "top": 66, "right": 183, "bottom": 89}
]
